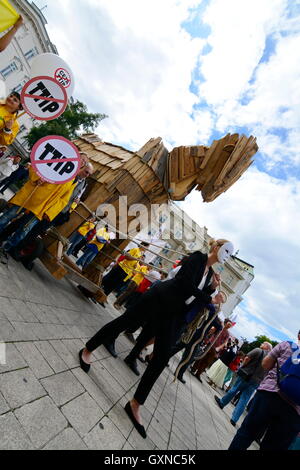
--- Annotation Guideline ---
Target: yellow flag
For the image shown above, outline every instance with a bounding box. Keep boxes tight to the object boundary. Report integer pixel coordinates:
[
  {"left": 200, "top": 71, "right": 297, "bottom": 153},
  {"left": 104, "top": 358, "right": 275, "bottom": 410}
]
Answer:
[{"left": 0, "top": 0, "right": 20, "bottom": 33}]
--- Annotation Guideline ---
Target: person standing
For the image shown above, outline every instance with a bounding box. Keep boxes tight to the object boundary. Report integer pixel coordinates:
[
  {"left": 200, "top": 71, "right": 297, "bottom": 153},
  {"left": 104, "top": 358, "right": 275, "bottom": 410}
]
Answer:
[
  {"left": 214, "top": 342, "right": 273, "bottom": 426},
  {"left": 113, "top": 262, "right": 149, "bottom": 310},
  {"left": 67, "top": 217, "right": 96, "bottom": 256},
  {"left": 0, "top": 154, "right": 21, "bottom": 181},
  {"left": 76, "top": 225, "right": 110, "bottom": 269},
  {"left": 101, "top": 242, "right": 150, "bottom": 296},
  {"left": 78, "top": 238, "right": 234, "bottom": 438},
  {"left": 228, "top": 337, "right": 300, "bottom": 450},
  {"left": 0, "top": 162, "right": 29, "bottom": 194},
  {"left": 0, "top": 92, "right": 22, "bottom": 146}
]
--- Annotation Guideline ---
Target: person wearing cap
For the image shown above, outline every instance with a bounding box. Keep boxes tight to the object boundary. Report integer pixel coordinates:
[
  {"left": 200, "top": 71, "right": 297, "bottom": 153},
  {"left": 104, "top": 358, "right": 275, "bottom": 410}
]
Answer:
[
  {"left": 0, "top": 92, "right": 22, "bottom": 146},
  {"left": 79, "top": 238, "right": 234, "bottom": 439}
]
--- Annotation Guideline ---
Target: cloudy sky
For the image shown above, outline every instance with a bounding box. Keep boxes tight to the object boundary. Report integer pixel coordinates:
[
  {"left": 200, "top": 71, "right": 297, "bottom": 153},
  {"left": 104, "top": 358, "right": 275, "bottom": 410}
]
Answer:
[{"left": 35, "top": 0, "right": 300, "bottom": 343}]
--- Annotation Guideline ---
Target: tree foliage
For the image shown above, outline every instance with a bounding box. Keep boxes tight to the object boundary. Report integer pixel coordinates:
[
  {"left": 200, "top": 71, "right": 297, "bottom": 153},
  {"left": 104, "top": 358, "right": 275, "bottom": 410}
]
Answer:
[
  {"left": 240, "top": 335, "right": 279, "bottom": 354},
  {"left": 24, "top": 99, "right": 108, "bottom": 149}
]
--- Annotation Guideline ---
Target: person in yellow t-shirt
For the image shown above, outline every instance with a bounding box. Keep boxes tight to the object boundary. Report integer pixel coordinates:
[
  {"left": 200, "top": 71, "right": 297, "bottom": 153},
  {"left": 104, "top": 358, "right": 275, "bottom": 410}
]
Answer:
[
  {"left": 101, "top": 242, "right": 150, "bottom": 297},
  {"left": 67, "top": 217, "right": 96, "bottom": 256},
  {"left": 0, "top": 92, "right": 23, "bottom": 147},
  {"left": 0, "top": 159, "right": 91, "bottom": 255},
  {"left": 76, "top": 225, "right": 110, "bottom": 269},
  {"left": 113, "top": 261, "right": 149, "bottom": 310}
]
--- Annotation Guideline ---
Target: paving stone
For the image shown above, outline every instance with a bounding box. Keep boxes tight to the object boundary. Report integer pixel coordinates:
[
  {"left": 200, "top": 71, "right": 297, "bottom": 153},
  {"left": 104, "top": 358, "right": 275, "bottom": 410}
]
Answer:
[
  {"left": 41, "top": 371, "right": 85, "bottom": 406},
  {"left": 72, "top": 367, "right": 112, "bottom": 413},
  {"left": 10, "top": 299, "right": 39, "bottom": 322},
  {"left": 10, "top": 322, "right": 39, "bottom": 341},
  {"left": 15, "top": 342, "right": 53, "bottom": 379},
  {"left": 0, "top": 342, "right": 28, "bottom": 373},
  {"left": 61, "top": 338, "right": 86, "bottom": 359},
  {"left": 0, "top": 297, "right": 24, "bottom": 322},
  {"left": 43, "top": 427, "right": 88, "bottom": 450},
  {"left": 0, "top": 368, "right": 46, "bottom": 409},
  {"left": 26, "top": 303, "right": 62, "bottom": 324},
  {"left": 34, "top": 341, "right": 68, "bottom": 373},
  {"left": 0, "top": 412, "right": 33, "bottom": 449},
  {"left": 147, "top": 425, "right": 169, "bottom": 450},
  {"left": 0, "top": 319, "right": 15, "bottom": 342},
  {"left": 30, "top": 323, "right": 54, "bottom": 340},
  {"left": 14, "top": 396, "right": 68, "bottom": 448},
  {"left": 84, "top": 416, "right": 125, "bottom": 450},
  {"left": 49, "top": 340, "right": 79, "bottom": 368},
  {"left": 107, "top": 403, "right": 135, "bottom": 438},
  {"left": 61, "top": 392, "right": 103, "bottom": 438},
  {"left": 0, "top": 391, "right": 9, "bottom": 415},
  {"left": 90, "top": 361, "right": 126, "bottom": 403}
]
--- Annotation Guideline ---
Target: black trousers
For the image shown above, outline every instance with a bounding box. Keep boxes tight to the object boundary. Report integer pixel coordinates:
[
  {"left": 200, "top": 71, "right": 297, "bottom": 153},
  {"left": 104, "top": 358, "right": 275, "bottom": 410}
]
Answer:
[
  {"left": 85, "top": 286, "right": 185, "bottom": 405},
  {"left": 229, "top": 390, "right": 300, "bottom": 450},
  {"left": 101, "top": 265, "right": 128, "bottom": 295}
]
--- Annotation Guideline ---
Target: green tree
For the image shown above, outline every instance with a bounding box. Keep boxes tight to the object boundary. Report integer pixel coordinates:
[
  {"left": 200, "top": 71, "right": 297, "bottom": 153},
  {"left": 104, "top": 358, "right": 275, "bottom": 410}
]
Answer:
[
  {"left": 24, "top": 98, "right": 108, "bottom": 149},
  {"left": 241, "top": 334, "right": 278, "bottom": 354}
]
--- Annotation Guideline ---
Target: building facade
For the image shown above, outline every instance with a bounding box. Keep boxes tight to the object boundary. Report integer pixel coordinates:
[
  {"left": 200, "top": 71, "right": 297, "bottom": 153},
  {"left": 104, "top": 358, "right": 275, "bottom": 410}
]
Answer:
[{"left": 0, "top": 0, "right": 57, "bottom": 158}]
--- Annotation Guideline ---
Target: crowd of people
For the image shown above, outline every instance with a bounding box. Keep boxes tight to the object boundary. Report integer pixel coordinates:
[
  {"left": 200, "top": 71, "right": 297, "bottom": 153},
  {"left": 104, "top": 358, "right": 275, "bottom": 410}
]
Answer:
[{"left": 0, "top": 89, "right": 299, "bottom": 451}]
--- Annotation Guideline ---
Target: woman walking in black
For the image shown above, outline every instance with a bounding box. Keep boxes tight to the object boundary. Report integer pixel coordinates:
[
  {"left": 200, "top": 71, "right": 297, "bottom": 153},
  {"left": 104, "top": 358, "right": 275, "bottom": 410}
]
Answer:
[{"left": 78, "top": 238, "right": 234, "bottom": 438}]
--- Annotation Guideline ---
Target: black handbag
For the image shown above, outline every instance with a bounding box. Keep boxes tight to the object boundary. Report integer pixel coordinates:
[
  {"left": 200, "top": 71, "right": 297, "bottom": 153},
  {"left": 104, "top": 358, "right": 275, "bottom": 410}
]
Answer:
[{"left": 237, "top": 350, "right": 264, "bottom": 382}]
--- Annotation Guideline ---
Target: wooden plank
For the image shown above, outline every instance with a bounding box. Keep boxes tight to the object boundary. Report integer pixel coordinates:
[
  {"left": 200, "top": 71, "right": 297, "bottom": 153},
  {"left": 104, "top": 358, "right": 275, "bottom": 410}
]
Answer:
[
  {"left": 169, "top": 147, "right": 179, "bottom": 183},
  {"left": 39, "top": 252, "right": 68, "bottom": 280}
]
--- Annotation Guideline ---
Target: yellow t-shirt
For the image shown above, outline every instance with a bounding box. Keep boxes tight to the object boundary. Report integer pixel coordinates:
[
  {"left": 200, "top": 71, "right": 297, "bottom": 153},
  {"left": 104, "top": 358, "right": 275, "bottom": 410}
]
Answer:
[
  {"left": 77, "top": 221, "right": 95, "bottom": 236},
  {"left": 0, "top": 104, "right": 19, "bottom": 146},
  {"left": 89, "top": 227, "right": 110, "bottom": 251},
  {"left": 119, "top": 247, "right": 142, "bottom": 276},
  {"left": 132, "top": 265, "right": 148, "bottom": 285}
]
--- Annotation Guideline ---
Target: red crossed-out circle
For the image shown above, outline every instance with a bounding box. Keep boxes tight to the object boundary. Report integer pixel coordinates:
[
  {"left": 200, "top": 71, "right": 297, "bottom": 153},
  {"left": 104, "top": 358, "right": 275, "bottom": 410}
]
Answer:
[
  {"left": 54, "top": 67, "right": 72, "bottom": 88},
  {"left": 31, "top": 135, "right": 81, "bottom": 184},
  {"left": 21, "top": 76, "right": 68, "bottom": 121}
]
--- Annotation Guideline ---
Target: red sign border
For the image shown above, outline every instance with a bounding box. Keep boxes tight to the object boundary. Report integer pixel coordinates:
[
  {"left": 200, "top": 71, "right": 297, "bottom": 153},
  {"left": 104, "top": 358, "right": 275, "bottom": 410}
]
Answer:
[
  {"left": 31, "top": 135, "right": 81, "bottom": 184},
  {"left": 21, "top": 76, "right": 68, "bottom": 121},
  {"left": 54, "top": 67, "right": 72, "bottom": 89}
]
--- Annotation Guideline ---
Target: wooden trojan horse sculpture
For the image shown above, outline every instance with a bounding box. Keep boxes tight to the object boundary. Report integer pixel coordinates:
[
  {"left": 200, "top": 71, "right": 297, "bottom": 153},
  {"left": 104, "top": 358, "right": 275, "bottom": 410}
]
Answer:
[{"left": 41, "top": 132, "right": 258, "bottom": 300}]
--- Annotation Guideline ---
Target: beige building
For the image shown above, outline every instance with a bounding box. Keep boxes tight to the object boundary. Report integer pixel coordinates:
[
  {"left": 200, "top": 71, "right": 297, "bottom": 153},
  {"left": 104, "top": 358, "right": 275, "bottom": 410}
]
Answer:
[{"left": 0, "top": 0, "right": 57, "bottom": 158}]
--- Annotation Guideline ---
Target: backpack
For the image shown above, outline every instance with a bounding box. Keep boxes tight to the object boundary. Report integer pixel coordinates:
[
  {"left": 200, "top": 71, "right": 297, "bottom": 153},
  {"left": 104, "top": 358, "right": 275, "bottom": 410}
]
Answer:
[{"left": 277, "top": 342, "right": 300, "bottom": 406}]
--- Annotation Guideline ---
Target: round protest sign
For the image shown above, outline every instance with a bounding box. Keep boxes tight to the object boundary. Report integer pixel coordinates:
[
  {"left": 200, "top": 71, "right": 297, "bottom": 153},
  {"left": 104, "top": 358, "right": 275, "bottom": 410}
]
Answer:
[
  {"left": 31, "top": 135, "right": 81, "bottom": 184},
  {"left": 54, "top": 67, "right": 71, "bottom": 89},
  {"left": 21, "top": 76, "right": 68, "bottom": 121}
]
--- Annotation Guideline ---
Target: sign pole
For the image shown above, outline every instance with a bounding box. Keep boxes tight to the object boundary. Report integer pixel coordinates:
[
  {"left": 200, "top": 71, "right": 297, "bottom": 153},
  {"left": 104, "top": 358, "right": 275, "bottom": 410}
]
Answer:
[{"left": 16, "top": 185, "right": 39, "bottom": 214}]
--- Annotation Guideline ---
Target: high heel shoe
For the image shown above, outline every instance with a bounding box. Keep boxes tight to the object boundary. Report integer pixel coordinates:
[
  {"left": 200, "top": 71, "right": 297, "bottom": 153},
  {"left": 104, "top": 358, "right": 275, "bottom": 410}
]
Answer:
[
  {"left": 124, "top": 402, "right": 146, "bottom": 439},
  {"left": 79, "top": 348, "right": 90, "bottom": 373}
]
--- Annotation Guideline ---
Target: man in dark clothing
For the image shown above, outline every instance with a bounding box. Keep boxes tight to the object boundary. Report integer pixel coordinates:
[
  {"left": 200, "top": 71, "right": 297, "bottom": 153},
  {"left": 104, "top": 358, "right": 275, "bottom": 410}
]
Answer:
[
  {"left": 214, "top": 342, "right": 272, "bottom": 426},
  {"left": 0, "top": 162, "right": 29, "bottom": 194}
]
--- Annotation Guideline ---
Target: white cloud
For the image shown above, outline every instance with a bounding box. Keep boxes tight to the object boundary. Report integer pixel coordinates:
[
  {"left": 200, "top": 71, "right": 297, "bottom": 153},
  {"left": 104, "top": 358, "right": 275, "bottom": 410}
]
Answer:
[{"left": 38, "top": 0, "right": 213, "bottom": 149}]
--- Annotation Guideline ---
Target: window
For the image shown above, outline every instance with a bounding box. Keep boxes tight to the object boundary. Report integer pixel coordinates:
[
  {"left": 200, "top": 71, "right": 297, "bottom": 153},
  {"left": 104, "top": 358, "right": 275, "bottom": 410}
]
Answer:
[
  {"left": 24, "top": 48, "right": 38, "bottom": 60},
  {"left": 19, "top": 125, "right": 26, "bottom": 133},
  {"left": 1, "top": 61, "right": 18, "bottom": 79}
]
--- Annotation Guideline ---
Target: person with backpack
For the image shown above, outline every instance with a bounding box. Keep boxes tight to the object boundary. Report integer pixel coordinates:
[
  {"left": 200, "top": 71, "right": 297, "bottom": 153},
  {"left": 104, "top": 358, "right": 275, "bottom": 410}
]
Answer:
[
  {"left": 214, "top": 342, "right": 272, "bottom": 426},
  {"left": 228, "top": 336, "right": 300, "bottom": 450}
]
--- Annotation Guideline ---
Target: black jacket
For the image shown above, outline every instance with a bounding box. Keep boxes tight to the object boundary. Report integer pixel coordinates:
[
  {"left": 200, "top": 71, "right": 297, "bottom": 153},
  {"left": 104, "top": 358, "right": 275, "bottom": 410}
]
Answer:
[{"left": 153, "top": 251, "right": 214, "bottom": 314}]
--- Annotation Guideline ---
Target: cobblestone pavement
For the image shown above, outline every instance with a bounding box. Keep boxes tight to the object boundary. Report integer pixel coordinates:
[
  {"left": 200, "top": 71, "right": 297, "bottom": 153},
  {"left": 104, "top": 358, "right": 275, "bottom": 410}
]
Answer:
[{"left": 0, "top": 257, "right": 258, "bottom": 450}]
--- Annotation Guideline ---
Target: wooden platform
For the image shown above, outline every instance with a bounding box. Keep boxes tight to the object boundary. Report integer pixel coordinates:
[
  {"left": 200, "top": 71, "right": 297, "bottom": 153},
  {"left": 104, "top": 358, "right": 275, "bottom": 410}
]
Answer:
[{"left": 38, "top": 251, "right": 107, "bottom": 302}]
